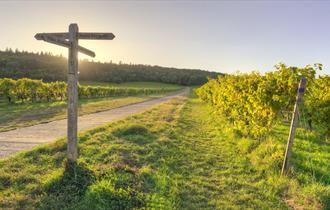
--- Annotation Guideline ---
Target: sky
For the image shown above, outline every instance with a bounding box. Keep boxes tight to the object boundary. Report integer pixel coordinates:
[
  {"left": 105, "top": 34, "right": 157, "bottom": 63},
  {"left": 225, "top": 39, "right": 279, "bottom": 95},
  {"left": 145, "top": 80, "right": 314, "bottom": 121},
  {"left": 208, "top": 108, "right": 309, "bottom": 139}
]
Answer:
[{"left": 0, "top": 0, "right": 330, "bottom": 75}]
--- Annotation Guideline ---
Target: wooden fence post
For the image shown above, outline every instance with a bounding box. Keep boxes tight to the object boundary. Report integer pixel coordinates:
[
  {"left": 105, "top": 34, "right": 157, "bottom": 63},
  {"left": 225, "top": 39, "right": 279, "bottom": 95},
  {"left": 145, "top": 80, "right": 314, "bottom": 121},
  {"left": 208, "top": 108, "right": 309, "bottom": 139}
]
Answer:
[
  {"left": 281, "top": 77, "right": 307, "bottom": 175},
  {"left": 67, "top": 23, "right": 79, "bottom": 162}
]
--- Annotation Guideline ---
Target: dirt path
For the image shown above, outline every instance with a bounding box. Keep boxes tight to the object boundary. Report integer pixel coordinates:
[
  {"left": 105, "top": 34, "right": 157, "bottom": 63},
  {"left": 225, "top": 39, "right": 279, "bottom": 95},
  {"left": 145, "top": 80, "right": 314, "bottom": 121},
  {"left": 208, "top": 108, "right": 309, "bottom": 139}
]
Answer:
[{"left": 0, "top": 88, "right": 189, "bottom": 158}]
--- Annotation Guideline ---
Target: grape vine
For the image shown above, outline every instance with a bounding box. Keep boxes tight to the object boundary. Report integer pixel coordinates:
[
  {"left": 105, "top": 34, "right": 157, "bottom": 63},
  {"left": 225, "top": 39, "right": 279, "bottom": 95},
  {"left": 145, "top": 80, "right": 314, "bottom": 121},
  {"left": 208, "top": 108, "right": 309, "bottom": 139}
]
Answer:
[
  {"left": 0, "top": 78, "right": 177, "bottom": 103},
  {"left": 196, "top": 63, "right": 329, "bottom": 138}
]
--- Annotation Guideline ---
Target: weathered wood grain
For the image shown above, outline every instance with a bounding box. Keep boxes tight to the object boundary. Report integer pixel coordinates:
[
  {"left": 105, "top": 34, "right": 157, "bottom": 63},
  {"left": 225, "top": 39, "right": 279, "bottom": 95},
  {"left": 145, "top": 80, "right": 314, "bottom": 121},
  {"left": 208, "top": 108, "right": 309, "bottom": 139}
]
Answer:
[
  {"left": 67, "top": 24, "right": 79, "bottom": 162},
  {"left": 281, "top": 77, "right": 307, "bottom": 175},
  {"left": 35, "top": 34, "right": 95, "bottom": 57},
  {"left": 35, "top": 32, "right": 115, "bottom": 40},
  {"left": 78, "top": 33, "right": 115, "bottom": 40}
]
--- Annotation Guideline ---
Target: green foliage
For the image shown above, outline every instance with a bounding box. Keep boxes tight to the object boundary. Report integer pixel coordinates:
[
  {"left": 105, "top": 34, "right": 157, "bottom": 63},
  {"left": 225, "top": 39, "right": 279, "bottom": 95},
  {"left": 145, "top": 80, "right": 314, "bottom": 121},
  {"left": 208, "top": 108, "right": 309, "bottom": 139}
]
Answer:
[
  {"left": 196, "top": 72, "right": 275, "bottom": 138},
  {"left": 304, "top": 75, "right": 330, "bottom": 136},
  {"left": 0, "top": 78, "right": 15, "bottom": 102},
  {"left": 0, "top": 98, "right": 329, "bottom": 209},
  {"left": 196, "top": 63, "right": 326, "bottom": 138},
  {"left": 0, "top": 81, "right": 181, "bottom": 132},
  {"left": 0, "top": 78, "right": 179, "bottom": 104},
  {"left": 80, "top": 81, "right": 182, "bottom": 89},
  {"left": 0, "top": 49, "right": 221, "bottom": 85}
]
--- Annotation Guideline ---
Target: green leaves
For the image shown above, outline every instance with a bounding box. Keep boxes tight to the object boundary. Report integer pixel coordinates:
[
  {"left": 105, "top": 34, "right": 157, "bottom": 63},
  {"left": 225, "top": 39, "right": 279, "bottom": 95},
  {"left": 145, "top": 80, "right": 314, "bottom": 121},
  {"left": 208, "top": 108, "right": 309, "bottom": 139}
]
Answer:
[
  {"left": 0, "top": 78, "right": 175, "bottom": 104},
  {"left": 196, "top": 73, "right": 275, "bottom": 138},
  {"left": 304, "top": 76, "right": 330, "bottom": 136},
  {"left": 196, "top": 63, "right": 323, "bottom": 139},
  {"left": 0, "top": 78, "right": 16, "bottom": 102}
]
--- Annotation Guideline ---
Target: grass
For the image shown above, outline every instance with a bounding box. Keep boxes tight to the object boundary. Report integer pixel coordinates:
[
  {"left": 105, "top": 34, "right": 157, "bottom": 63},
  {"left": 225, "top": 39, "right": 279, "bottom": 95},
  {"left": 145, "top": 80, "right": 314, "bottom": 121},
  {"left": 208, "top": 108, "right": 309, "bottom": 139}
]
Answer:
[
  {"left": 79, "top": 81, "right": 182, "bottom": 89},
  {"left": 0, "top": 82, "right": 183, "bottom": 132},
  {"left": 0, "top": 96, "right": 149, "bottom": 132},
  {"left": 0, "top": 95, "right": 329, "bottom": 209}
]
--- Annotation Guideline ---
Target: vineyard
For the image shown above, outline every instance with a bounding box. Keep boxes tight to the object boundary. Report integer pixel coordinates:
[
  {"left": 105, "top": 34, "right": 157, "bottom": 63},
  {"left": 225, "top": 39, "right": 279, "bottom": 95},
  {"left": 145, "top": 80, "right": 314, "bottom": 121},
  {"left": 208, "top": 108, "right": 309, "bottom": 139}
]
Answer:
[
  {"left": 1, "top": 94, "right": 329, "bottom": 209},
  {"left": 0, "top": 66, "right": 329, "bottom": 209},
  {"left": 0, "top": 78, "right": 180, "bottom": 103},
  {"left": 196, "top": 63, "right": 330, "bottom": 138},
  {"left": 2, "top": 1, "right": 330, "bottom": 209}
]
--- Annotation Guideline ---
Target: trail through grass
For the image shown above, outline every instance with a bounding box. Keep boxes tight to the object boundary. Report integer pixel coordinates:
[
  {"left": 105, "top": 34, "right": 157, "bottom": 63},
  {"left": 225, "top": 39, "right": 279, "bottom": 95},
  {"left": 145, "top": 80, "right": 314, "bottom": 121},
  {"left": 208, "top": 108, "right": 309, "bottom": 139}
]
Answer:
[{"left": 0, "top": 96, "right": 329, "bottom": 209}]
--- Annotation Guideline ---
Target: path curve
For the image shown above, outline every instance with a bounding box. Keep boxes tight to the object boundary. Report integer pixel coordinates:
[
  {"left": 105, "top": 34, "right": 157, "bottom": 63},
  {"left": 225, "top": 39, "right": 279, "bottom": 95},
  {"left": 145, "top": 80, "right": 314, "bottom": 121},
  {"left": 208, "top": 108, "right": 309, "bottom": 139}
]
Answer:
[{"left": 0, "top": 88, "right": 189, "bottom": 158}]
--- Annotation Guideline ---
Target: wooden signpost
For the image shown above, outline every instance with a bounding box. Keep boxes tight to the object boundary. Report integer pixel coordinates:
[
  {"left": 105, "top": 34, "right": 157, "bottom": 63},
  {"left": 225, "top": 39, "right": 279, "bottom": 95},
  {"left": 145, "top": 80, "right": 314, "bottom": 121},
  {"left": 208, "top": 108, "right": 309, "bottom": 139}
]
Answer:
[
  {"left": 281, "top": 77, "right": 307, "bottom": 175},
  {"left": 35, "top": 23, "right": 115, "bottom": 162}
]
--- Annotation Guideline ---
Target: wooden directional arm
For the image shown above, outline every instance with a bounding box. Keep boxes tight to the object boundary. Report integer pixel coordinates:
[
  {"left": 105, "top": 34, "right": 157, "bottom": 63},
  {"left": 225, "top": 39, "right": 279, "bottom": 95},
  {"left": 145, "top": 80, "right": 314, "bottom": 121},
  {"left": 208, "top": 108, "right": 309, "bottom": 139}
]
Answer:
[
  {"left": 35, "top": 34, "right": 96, "bottom": 57},
  {"left": 35, "top": 32, "right": 115, "bottom": 40},
  {"left": 35, "top": 33, "right": 68, "bottom": 40},
  {"left": 78, "top": 33, "right": 115, "bottom": 40}
]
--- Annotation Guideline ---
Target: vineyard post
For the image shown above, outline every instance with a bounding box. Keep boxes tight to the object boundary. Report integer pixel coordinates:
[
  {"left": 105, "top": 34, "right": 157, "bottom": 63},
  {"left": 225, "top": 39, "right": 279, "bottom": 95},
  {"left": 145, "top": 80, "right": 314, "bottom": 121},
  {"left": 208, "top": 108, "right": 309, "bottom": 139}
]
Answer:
[
  {"left": 281, "top": 77, "right": 307, "bottom": 175},
  {"left": 35, "top": 24, "right": 115, "bottom": 162}
]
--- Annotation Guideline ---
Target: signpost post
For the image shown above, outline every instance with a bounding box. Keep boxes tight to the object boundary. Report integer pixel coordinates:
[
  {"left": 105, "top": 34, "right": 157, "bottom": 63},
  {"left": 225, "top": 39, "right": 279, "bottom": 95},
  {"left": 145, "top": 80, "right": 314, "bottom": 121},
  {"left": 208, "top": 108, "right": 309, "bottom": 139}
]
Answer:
[{"left": 35, "top": 23, "right": 115, "bottom": 162}]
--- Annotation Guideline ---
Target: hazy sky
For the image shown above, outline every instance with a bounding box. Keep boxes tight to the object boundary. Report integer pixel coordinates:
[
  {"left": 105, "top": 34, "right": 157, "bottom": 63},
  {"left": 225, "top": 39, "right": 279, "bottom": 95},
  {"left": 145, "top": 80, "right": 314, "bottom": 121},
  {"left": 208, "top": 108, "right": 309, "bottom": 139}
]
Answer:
[{"left": 1, "top": 1, "right": 330, "bottom": 75}]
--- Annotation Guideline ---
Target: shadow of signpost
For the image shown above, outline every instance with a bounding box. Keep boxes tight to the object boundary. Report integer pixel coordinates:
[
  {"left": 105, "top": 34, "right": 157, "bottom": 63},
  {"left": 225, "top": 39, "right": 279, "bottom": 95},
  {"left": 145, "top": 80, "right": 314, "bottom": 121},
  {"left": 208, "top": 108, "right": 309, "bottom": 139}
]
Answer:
[{"left": 37, "top": 161, "right": 95, "bottom": 209}]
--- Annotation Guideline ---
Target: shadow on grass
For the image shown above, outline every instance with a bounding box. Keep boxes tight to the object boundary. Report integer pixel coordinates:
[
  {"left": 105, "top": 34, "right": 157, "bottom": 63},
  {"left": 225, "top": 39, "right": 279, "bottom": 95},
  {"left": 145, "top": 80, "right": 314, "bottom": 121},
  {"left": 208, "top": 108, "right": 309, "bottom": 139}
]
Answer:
[
  {"left": 272, "top": 125, "right": 330, "bottom": 184},
  {"left": 37, "top": 161, "right": 95, "bottom": 210},
  {"left": 112, "top": 124, "right": 155, "bottom": 145},
  {"left": 292, "top": 132, "right": 330, "bottom": 185},
  {"left": 292, "top": 154, "right": 330, "bottom": 185}
]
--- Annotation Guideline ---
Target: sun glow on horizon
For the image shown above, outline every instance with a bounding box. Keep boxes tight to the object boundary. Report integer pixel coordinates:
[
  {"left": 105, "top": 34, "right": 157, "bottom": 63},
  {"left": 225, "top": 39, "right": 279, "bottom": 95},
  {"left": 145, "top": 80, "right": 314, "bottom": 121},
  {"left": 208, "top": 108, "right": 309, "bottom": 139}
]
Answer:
[{"left": 0, "top": 1, "right": 330, "bottom": 75}]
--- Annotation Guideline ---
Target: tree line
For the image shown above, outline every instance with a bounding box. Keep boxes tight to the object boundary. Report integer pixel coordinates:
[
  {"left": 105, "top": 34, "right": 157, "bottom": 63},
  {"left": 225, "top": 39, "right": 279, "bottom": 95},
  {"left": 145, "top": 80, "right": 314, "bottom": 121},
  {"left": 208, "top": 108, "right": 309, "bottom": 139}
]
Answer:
[
  {"left": 0, "top": 49, "right": 221, "bottom": 85},
  {"left": 196, "top": 63, "right": 329, "bottom": 138},
  {"left": 0, "top": 78, "right": 180, "bottom": 103}
]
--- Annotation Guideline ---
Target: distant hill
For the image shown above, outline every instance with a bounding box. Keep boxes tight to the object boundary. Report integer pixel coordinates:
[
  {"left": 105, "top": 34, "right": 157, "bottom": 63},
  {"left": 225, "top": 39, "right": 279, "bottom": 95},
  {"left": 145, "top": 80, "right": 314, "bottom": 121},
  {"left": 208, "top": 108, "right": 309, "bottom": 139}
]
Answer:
[{"left": 0, "top": 49, "right": 222, "bottom": 85}]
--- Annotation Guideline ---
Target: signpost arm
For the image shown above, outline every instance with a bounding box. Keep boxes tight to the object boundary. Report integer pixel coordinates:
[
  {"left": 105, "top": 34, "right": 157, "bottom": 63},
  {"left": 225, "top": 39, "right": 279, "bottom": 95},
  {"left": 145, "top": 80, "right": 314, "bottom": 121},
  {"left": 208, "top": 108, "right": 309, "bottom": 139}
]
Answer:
[
  {"left": 67, "top": 24, "right": 79, "bottom": 162},
  {"left": 35, "top": 34, "right": 95, "bottom": 57}
]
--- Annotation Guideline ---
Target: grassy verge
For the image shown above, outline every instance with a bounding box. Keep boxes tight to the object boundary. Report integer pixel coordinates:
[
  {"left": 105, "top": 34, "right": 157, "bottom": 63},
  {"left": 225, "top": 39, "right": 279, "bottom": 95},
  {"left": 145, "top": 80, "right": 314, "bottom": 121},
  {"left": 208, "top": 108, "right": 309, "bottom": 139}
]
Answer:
[
  {"left": 0, "top": 96, "right": 329, "bottom": 209},
  {"left": 79, "top": 81, "right": 182, "bottom": 89},
  {"left": 0, "top": 96, "right": 150, "bottom": 132},
  {"left": 0, "top": 81, "right": 183, "bottom": 132}
]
